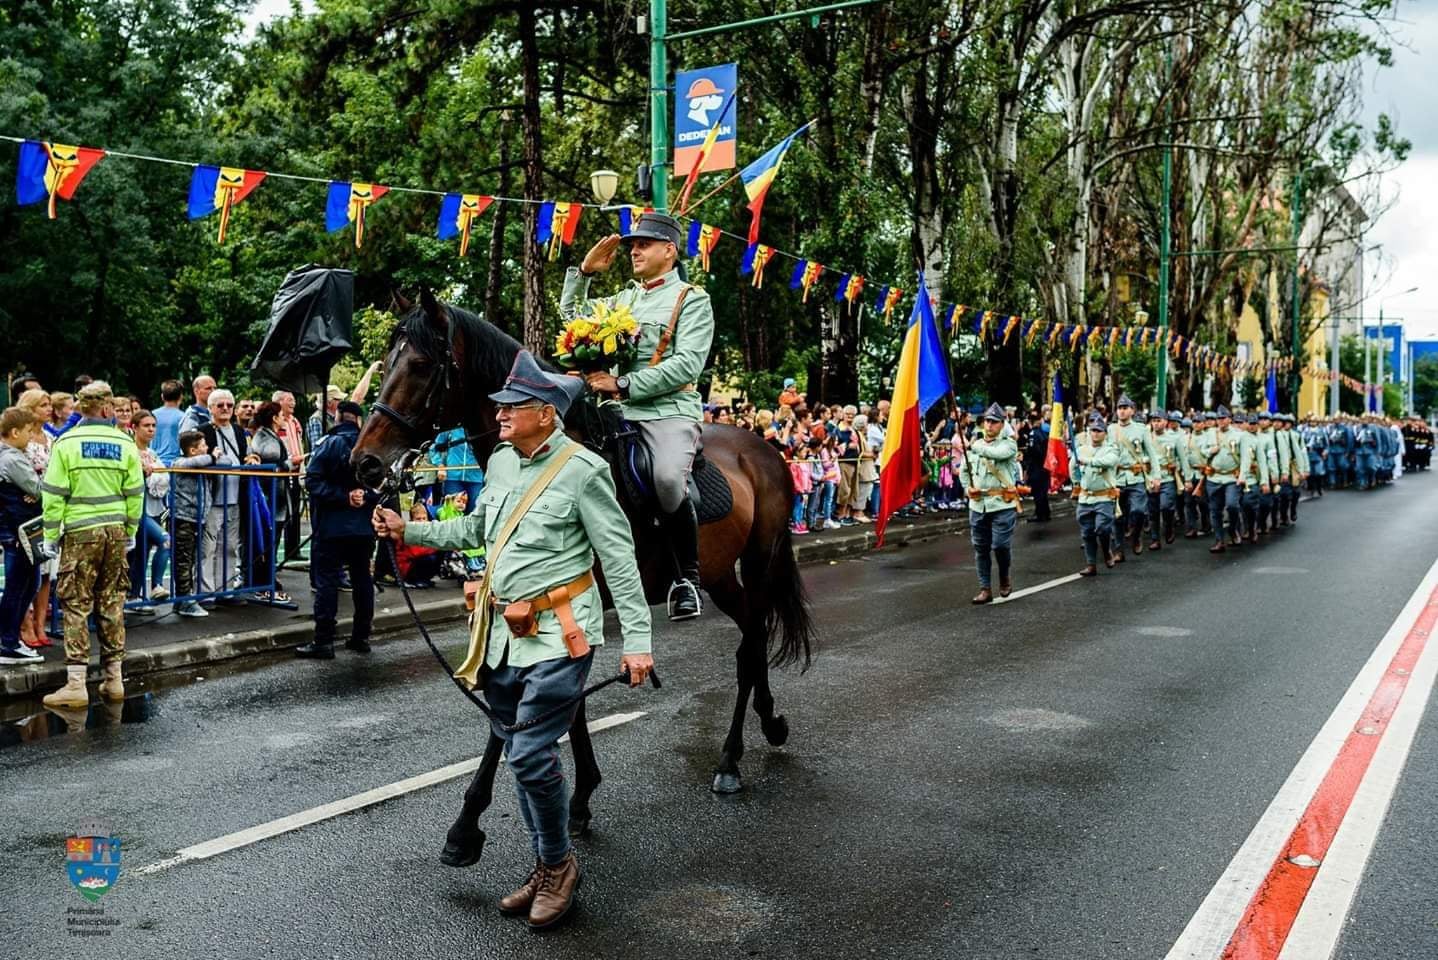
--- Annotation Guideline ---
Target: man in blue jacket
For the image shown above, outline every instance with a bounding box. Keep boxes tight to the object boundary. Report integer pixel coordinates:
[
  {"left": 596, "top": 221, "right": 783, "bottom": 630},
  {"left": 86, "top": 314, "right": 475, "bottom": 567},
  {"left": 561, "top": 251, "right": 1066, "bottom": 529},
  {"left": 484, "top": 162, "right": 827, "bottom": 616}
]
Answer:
[{"left": 297, "top": 401, "right": 378, "bottom": 659}]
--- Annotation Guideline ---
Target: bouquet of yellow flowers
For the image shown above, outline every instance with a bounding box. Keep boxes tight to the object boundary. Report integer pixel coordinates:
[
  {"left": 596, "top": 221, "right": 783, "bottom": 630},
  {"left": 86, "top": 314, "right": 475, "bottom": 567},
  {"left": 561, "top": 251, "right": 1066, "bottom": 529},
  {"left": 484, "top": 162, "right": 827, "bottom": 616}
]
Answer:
[{"left": 553, "top": 302, "right": 641, "bottom": 372}]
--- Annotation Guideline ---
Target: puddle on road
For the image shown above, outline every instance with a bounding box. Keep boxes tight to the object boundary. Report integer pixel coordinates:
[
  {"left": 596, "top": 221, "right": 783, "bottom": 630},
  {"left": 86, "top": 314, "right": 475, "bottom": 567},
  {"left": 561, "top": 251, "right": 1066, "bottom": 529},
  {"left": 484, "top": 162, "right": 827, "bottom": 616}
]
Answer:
[{"left": 0, "top": 692, "right": 158, "bottom": 750}]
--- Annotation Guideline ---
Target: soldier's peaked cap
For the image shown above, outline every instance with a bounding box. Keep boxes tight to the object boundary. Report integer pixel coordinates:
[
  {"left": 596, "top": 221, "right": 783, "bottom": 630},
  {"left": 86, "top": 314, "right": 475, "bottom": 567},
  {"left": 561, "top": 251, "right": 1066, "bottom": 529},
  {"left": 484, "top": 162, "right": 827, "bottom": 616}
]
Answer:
[
  {"left": 1117, "top": 393, "right": 1135, "bottom": 408},
  {"left": 622, "top": 212, "right": 683, "bottom": 248},
  {"left": 982, "top": 402, "right": 1005, "bottom": 421},
  {"left": 488, "top": 349, "right": 584, "bottom": 416},
  {"left": 1215, "top": 404, "right": 1232, "bottom": 418}
]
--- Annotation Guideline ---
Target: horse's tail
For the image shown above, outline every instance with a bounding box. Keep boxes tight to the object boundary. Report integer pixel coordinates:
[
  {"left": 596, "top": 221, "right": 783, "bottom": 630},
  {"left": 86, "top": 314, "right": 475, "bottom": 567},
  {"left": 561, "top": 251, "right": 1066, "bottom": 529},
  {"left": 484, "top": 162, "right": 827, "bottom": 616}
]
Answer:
[{"left": 756, "top": 524, "right": 816, "bottom": 672}]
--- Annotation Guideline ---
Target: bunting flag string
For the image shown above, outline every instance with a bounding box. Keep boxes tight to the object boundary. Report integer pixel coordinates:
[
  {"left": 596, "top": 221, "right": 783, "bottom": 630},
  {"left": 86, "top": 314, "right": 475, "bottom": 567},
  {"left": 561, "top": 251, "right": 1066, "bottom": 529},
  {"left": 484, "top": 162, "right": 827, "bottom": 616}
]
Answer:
[
  {"left": 325, "top": 181, "right": 388, "bottom": 249},
  {"left": 536, "top": 201, "right": 583, "bottom": 260},
  {"left": 790, "top": 259, "right": 824, "bottom": 302},
  {"left": 740, "top": 242, "right": 776, "bottom": 288},
  {"left": 687, "top": 221, "right": 721, "bottom": 272},
  {"left": 15, "top": 140, "right": 106, "bottom": 219}
]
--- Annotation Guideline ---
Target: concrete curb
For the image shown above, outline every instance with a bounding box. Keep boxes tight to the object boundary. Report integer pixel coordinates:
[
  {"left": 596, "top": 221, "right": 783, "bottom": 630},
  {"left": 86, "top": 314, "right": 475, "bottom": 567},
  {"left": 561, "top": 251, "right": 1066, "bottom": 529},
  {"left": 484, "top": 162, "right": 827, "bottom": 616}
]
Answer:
[{"left": 2, "top": 501, "right": 1073, "bottom": 699}]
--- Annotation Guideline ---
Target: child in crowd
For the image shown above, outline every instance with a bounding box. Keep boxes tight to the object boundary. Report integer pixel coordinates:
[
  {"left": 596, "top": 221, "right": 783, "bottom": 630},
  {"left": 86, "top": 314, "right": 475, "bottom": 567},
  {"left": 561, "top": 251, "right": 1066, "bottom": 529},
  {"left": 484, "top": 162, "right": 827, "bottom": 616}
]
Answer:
[
  {"left": 787, "top": 441, "right": 812, "bottom": 535},
  {"left": 436, "top": 491, "right": 486, "bottom": 577},
  {"left": 393, "top": 501, "right": 441, "bottom": 587},
  {"left": 819, "top": 433, "right": 841, "bottom": 528},
  {"left": 0, "top": 408, "right": 44, "bottom": 664},
  {"left": 170, "top": 430, "right": 215, "bottom": 617}
]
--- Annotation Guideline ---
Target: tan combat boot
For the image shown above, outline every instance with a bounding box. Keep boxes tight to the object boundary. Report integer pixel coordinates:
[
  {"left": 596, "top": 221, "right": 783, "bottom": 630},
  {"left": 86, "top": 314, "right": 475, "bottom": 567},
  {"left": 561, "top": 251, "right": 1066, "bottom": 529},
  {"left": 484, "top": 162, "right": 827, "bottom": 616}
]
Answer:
[
  {"left": 42, "top": 665, "right": 90, "bottom": 709},
  {"left": 498, "top": 859, "right": 543, "bottom": 917},
  {"left": 99, "top": 660, "right": 125, "bottom": 702},
  {"left": 527, "top": 851, "right": 582, "bottom": 931}
]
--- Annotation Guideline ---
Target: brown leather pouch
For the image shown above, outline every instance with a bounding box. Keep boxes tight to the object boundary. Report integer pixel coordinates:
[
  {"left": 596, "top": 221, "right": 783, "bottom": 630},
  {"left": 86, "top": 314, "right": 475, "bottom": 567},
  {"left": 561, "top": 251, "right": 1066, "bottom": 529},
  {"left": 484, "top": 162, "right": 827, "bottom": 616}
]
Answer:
[{"left": 501, "top": 600, "right": 539, "bottom": 638}]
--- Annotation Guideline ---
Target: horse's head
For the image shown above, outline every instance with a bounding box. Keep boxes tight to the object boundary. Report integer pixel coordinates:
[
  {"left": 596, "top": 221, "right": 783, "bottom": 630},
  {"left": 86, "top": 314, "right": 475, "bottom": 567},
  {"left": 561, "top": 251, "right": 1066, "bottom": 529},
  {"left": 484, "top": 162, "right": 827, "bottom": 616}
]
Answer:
[{"left": 352, "top": 289, "right": 465, "bottom": 492}]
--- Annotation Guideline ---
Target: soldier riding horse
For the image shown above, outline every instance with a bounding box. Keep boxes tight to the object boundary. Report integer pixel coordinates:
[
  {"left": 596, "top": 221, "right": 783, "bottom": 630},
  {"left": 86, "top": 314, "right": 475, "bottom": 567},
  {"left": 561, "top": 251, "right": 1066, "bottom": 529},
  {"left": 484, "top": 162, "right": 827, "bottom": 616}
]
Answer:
[{"left": 351, "top": 287, "right": 815, "bottom": 866}]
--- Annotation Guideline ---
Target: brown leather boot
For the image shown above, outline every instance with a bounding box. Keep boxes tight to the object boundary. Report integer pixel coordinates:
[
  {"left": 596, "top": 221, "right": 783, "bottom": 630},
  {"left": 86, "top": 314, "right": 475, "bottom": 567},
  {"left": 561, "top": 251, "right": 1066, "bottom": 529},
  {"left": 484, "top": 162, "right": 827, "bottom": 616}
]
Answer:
[
  {"left": 971, "top": 588, "right": 993, "bottom": 605},
  {"left": 998, "top": 578, "right": 1012, "bottom": 598},
  {"left": 1079, "top": 564, "right": 1098, "bottom": 577},
  {"left": 1209, "top": 542, "right": 1226, "bottom": 554},
  {"left": 527, "top": 851, "right": 581, "bottom": 930},
  {"left": 498, "top": 859, "right": 542, "bottom": 917}
]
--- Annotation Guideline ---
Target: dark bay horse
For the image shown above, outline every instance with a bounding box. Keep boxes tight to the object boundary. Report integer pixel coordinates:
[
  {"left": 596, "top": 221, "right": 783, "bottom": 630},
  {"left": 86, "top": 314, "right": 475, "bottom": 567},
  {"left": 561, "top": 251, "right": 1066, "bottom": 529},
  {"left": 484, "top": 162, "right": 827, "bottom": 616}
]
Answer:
[{"left": 350, "top": 291, "right": 815, "bottom": 865}]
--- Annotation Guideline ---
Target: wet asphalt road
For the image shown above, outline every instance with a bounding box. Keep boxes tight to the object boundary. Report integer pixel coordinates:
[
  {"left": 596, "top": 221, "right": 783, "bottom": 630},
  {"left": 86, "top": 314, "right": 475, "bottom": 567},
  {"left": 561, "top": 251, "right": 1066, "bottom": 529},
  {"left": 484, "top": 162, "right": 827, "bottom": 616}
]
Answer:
[{"left": 4, "top": 476, "right": 1438, "bottom": 959}]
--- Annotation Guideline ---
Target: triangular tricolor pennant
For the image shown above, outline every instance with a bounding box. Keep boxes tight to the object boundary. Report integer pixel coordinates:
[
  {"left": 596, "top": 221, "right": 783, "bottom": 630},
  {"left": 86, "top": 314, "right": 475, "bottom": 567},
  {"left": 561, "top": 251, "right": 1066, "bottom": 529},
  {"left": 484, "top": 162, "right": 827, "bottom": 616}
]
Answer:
[
  {"left": 618, "top": 205, "right": 653, "bottom": 236},
  {"left": 15, "top": 140, "right": 106, "bottom": 219},
  {"left": 536, "top": 201, "right": 583, "bottom": 260},
  {"left": 1002, "top": 315, "right": 1020, "bottom": 345},
  {"left": 188, "top": 166, "right": 266, "bottom": 244},
  {"left": 437, "top": 193, "right": 495, "bottom": 258},
  {"left": 789, "top": 259, "right": 824, "bottom": 302},
  {"left": 944, "top": 304, "right": 961, "bottom": 331},
  {"left": 686, "top": 221, "right": 721, "bottom": 272},
  {"left": 883, "top": 287, "right": 904, "bottom": 321},
  {"left": 740, "top": 243, "right": 775, "bottom": 288},
  {"left": 872, "top": 284, "right": 890, "bottom": 314},
  {"left": 834, "top": 273, "right": 864, "bottom": 304},
  {"left": 326, "top": 181, "right": 388, "bottom": 249}
]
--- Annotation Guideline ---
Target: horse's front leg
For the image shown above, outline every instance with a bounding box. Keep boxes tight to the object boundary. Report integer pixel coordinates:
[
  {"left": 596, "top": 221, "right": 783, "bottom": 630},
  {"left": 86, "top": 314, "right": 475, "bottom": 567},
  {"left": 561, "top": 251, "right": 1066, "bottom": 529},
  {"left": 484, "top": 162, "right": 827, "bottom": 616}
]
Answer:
[
  {"left": 440, "top": 731, "right": 504, "bottom": 867},
  {"left": 567, "top": 700, "right": 602, "bottom": 837},
  {"left": 713, "top": 643, "right": 756, "bottom": 795}
]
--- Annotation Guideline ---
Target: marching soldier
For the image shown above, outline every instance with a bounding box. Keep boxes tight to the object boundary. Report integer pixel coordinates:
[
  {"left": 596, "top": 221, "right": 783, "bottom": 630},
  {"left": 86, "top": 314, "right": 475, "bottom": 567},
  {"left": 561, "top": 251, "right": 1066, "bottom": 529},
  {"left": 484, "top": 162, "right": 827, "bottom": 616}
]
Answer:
[
  {"left": 39, "top": 382, "right": 144, "bottom": 709},
  {"left": 566, "top": 214, "right": 715, "bottom": 621},
  {"left": 1279, "top": 414, "right": 1308, "bottom": 520},
  {"left": 1184, "top": 413, "right": 1211, "bottom": 538},
  {"left": 1354, "top": 415, "right": 1378, "bottom": 490},
  {"left": 1303, "top": 414, "right": 1328, "bottom": 497},
  {"left": 372, "top": 351, "right": 653, "bottom": 931},
  {"left": 1237, "top": 413, "right": 1271, "bottom": 542},
  {"left": 1074, "top": 413, "right": 1120, "bottom": 576},
  {"left": 1148, "top": 410, "right": 1190, "bottom": 549},
  {"left": 1107, "top": 394, "right": 1160, "bottom": 562},
  {"left": 1328, "top": 415, "right": 1354, "bottom": 488},
  {"left": 1195, "top": 405, "right": 1244, "bottom": 552},
  {"left": 1256, "top": 412, "right": 1282, "bottom": 533},
  {"left": 965, "top": 403, "right": 1020, "bottom": 603}
]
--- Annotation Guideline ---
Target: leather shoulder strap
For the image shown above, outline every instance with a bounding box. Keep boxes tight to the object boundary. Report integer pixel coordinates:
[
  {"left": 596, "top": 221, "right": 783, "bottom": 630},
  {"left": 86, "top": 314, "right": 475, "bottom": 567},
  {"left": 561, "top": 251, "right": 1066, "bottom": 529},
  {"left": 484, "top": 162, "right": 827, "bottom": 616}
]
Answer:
[{"left": 649, "top": 284, "right": 693, "bottom": 367}]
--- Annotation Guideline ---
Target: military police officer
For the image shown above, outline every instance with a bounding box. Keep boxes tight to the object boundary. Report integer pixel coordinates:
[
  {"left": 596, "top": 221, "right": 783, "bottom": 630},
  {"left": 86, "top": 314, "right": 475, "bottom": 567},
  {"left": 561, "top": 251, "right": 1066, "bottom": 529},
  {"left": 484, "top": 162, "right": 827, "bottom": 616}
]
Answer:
[
  {"left": 373, "top": 351, "right": 652, "bottom": 931},
  {"left": 565, "top": 214, "right": 714, "bottom": 621},
  {"left": 40, "top": 382, "right": 144, "bottom": 708},
  {"left": 965, "top": 403, "right": 1020, "bottom": 603}
]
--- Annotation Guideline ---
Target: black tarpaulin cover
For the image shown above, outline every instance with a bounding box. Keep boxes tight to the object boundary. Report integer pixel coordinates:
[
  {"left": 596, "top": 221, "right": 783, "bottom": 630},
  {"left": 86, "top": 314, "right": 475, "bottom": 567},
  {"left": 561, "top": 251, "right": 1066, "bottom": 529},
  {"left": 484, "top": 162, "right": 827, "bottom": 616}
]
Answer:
[{"left": 251, "top": 265, "right": 355, "bottom": 394}]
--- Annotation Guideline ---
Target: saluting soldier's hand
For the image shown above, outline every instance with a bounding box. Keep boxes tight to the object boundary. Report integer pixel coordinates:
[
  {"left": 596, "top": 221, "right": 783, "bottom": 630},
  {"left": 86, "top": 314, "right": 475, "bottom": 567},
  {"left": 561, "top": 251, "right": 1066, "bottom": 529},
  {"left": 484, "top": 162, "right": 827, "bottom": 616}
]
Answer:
[
  {"left": 580, "top": 234, "right": 623, "bottom": 275},
  {"left": 621, "top": 653, "right": 654, "bottom": 688},
  {"left": 372, "top": 506, "right": 406, "bottom": 544}
]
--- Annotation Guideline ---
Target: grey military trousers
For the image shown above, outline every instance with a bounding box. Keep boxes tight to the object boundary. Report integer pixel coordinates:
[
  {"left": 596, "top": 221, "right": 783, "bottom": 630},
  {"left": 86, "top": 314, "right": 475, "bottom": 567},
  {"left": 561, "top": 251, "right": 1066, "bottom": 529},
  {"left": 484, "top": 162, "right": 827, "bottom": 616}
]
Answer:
[{"left": 633, "top": 417, "right": 702, "bottom": 514}]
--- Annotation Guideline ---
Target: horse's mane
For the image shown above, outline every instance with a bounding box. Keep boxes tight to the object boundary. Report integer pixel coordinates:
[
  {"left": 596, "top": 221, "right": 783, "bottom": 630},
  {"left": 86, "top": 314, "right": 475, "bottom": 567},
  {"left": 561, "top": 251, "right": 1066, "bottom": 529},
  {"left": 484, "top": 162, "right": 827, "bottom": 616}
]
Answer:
[{"left": 395, "top": 299, "right": 553, "bottom": 391}]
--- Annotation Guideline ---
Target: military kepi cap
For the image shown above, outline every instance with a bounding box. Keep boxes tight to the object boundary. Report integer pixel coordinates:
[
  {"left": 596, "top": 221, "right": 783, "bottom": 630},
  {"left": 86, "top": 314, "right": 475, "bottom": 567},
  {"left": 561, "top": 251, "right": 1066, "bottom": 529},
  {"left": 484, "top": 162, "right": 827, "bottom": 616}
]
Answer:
[
  {"left": 1117, "top": 393, "right": 1135, "bottom": 408},
  {"left": 622, "top": 212, "right": 683, "bottom": 249},
  {"left": 982, "top": 402, "right": 1005, "bottom": 422},
  {"left": 1087, "top": 413, "right": 1107, "bottom": 430},
  {"left": 489, "top": 349, "right": 584, "bottom": 416},
  {"left": 1215, "top": 404, "right": 1231, "bottom": 418}
]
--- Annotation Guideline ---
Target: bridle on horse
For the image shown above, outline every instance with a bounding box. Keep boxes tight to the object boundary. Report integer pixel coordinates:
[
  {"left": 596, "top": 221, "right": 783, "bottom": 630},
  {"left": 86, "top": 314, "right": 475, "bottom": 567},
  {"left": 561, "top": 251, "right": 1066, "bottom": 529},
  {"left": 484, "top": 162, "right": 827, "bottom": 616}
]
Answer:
[{"left": 368, "top": 332, "right": 659, "bottom": 731}]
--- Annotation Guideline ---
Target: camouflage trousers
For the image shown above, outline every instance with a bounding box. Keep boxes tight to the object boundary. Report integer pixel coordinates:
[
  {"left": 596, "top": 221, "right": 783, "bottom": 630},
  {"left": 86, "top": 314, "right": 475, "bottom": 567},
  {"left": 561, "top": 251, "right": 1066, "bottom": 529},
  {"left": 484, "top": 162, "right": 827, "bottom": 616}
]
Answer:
[{"left": 58, "top": 526, "right": 129, "bottom": 667}]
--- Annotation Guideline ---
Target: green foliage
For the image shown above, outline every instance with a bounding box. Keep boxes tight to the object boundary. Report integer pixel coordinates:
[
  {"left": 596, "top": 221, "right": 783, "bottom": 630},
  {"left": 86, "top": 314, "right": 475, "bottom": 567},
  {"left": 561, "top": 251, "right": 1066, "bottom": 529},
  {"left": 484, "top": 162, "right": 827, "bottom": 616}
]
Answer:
[
  {"left": 1239, "top": 376, "right": 1263, "bottom": 410},
  {"left": 1111, "top": 347, "right": 1157, "bottom": 409},
  {"left": 1412, "top": 355, "right": 1438, "bottom": 418}
]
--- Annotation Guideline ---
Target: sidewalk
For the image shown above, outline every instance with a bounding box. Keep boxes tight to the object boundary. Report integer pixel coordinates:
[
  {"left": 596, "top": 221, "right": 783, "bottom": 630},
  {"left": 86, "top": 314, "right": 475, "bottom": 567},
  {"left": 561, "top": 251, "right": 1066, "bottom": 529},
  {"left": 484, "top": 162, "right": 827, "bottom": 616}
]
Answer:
[{"left": 0, "top": 500, "right": 1072, "bottom": 700}]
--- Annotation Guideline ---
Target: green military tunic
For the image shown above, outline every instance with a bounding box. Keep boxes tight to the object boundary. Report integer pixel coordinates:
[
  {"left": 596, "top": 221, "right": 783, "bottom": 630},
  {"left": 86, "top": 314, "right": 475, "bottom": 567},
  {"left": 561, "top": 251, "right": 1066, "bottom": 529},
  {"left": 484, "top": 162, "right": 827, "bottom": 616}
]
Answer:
[
  {"left": 964, "top": 434, "right": 1019, "bottom": 514},
  {"left": 1152, "top": 429, "right": 1190, "bottom": 487},
  {"left": 1195, "top": 426, "right": 1244, "bottom": 486},
  {"left": 1288, "top": 429, "right": 1311, "bottom": 477},
  {"left": 560, "top": 267, "right": 714, "bottom": 423},
  {"left": 1107, "top": 420, "right": 1161, "bottom": 488},
  {"left": 1239, "top": 430, "right": 1270, "bottom": 490},
  {"left": 405, "top": 428, "right": 652, "bottom": 673},
  {"left": 1074, "top": 435, "right": 1121, "bottom": 503}
]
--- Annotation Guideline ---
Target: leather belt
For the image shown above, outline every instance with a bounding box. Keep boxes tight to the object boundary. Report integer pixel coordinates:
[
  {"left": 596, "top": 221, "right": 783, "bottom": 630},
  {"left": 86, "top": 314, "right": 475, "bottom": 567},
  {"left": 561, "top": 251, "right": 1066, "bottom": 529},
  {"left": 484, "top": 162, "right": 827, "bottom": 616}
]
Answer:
[
  {"left": 491, "top": 570, "right": 595, "bottom": 659},
  {"left": 1074, "top": 487, "right": 1119, "bottom": 499},
  {"left": 968, "top": 487, "right": 1019, "bottom": 501},
  {"left": 1121, "top": 464, "right": 1147, "bottom": 473}
]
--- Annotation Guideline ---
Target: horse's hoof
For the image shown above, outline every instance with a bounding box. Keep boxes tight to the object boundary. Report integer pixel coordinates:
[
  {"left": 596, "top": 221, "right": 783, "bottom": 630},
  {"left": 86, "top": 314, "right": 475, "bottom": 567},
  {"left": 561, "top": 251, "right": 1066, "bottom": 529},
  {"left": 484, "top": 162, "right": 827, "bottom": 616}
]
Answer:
[
  {"left": 568, "top": 816, "right": 592, "bottom": 839},
  {"left": 761, "top": 714, "right": 790, "bottom": 747},
  {"left": 711, "top": 771, "right": 744, "bottom": 795},
  {"left": 439, "top": 829, "right": 486, "bottom": 868}
]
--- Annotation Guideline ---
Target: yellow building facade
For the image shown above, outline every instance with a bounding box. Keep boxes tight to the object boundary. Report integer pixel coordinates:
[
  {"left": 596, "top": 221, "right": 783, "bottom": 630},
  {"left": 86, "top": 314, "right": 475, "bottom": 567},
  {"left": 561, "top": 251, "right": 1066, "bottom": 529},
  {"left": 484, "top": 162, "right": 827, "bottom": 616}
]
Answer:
[{"left": 1234, "top": 270, "right": 1330, "bottom": 417}]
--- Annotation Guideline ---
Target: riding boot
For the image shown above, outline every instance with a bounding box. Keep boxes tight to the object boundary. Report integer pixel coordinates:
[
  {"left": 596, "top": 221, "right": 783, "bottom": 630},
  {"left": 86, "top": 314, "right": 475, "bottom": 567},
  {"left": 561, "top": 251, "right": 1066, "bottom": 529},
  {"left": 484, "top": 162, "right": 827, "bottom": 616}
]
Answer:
[{"left": 662, "top": 500, "right": 703, "bottom": 621}]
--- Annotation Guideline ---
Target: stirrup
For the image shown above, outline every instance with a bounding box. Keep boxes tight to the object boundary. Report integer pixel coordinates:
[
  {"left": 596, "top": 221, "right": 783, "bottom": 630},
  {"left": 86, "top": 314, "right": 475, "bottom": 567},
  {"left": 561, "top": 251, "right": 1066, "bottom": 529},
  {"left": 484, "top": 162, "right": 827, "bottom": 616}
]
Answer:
[{"left": 667, "top": 579, "right": 702, "bottom": 621}]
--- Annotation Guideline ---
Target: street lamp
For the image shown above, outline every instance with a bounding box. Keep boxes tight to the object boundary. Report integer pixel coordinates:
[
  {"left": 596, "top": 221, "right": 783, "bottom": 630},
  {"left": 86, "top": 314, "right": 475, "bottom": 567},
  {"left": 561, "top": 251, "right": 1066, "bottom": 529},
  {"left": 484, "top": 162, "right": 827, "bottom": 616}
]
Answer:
[
  {"left": 589, "top": 169, "right": 619, "bottom": 205},
  {"left": 1370, "top": 285, "right": 1417, "bottom": 414}
]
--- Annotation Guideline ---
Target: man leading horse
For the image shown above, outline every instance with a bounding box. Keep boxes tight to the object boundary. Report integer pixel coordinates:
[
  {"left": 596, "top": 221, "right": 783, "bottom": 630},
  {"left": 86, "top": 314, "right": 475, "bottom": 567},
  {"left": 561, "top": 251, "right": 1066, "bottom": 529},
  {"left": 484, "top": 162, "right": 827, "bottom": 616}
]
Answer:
[{"left": 562, "top": 212, "right": 714, "bottom": 622}]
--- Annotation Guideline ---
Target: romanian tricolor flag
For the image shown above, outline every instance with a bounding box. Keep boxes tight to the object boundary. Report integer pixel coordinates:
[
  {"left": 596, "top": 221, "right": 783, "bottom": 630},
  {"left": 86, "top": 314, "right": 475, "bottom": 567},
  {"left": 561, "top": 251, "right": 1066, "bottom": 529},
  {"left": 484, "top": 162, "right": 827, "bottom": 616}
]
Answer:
[
  {"left": 536, "top": 201, "right": 583, "bottom": 260},
  {"left": 871, "top": 284, "right": 889, "bottom": 314},
  {"left": 943, "top": 304, "right": 960, "bottom": 331},
  {"left": 436, "top": 193, "right": 495, "bottom": 257},
  {"left": 326, "top": 181, "right": 388, "bottom": 249},
  {"left": 790, "top": 259, "right": 824, "bottom": 302},
  {"left": 1002, "top": 315, "right": 1021, "bottom": 345},
  {"left": 618, "top": 205, "right": 653, "bottom": 236},
  {"left": 1043, "top": 372, "right": 1070, "bottom": 492},
  {"left": 187, "top": 165, "right": 266, "bottom": 244},
  {"left": 738, "top": 119, "right": 814, "bottom": 244},
  {"left": 15, "top": 140, "right": 105, "bottom": 219},
  {"left": 686, "top": 221, "right": 721, "bottom": 272},
  {"left": 834, "top": 273, "right": 864, "bottom": 304},
  {"left": 739, "top": 243, "right": 775, "bottom": 288},
  {"left": 876, "top": 273, "right": 950, "bottom": 547}
]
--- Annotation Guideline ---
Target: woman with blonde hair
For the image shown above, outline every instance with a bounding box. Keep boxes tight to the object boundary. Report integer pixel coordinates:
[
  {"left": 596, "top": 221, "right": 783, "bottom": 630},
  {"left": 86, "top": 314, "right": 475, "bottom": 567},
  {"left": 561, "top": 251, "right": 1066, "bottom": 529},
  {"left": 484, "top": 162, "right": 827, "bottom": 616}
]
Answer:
[{"left": 13, "top": 389, "right": 55, "bottom": 647}]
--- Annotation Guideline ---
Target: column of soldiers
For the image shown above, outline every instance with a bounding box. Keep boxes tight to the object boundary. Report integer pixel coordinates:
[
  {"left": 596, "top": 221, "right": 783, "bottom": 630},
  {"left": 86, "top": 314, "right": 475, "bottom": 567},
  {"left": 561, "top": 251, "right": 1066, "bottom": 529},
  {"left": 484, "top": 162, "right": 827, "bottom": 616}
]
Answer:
[{"left": 1064, "top": 404, "right": 1413, "bottom": 578}]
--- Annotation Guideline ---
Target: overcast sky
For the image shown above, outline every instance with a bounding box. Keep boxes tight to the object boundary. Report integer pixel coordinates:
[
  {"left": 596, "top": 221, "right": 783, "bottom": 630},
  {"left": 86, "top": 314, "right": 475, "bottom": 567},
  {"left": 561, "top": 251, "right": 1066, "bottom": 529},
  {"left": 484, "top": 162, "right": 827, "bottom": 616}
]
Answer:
[{"left": 1360, "top": 2, "right": 1438, "bottom": 341}]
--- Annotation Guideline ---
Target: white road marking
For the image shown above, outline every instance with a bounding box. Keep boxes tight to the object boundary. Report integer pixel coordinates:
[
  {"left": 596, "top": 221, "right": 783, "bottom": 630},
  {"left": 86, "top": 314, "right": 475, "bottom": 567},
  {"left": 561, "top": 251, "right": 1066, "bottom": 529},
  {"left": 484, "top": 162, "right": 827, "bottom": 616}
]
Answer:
[
  {"left": 1164, "top": 555, "right": 1438, "bottom": 960},
  {"left": 131, "top": 710, "right": 647, "bottom": 878},
  {"left": 990, "top": 572, "right": 1084, "bottom": 604}
]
